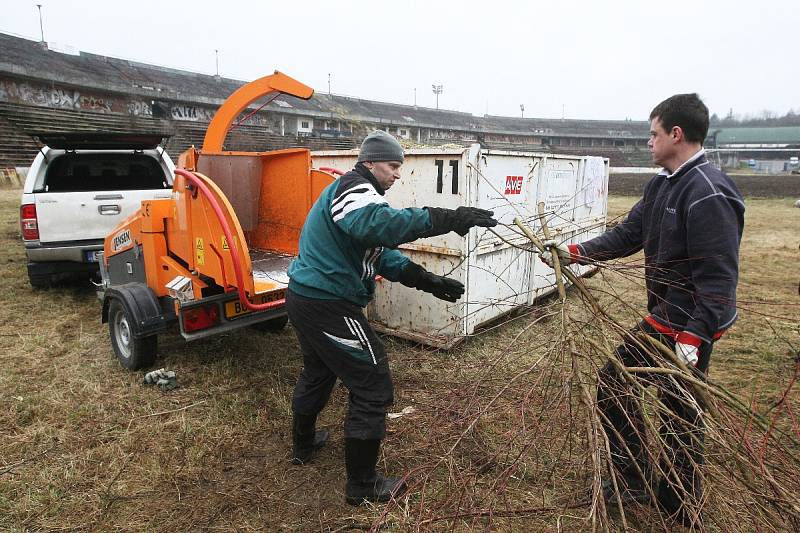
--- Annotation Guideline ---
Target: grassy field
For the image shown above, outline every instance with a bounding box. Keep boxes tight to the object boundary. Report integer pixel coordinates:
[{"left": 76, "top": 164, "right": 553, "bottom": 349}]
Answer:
[{"left": 0, "top": 189, "right": 797, "bottom": 532}]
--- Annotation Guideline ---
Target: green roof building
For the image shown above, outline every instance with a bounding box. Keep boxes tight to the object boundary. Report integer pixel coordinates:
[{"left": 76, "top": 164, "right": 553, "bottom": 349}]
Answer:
[{"left": 709, "top": 127, "right": 800, "bottom": 147}]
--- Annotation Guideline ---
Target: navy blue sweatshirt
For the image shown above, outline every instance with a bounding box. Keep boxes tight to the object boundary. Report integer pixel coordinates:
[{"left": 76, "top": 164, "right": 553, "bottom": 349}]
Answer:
[{"left": 576, "top": 151, "right": 745, "bottom": 343}]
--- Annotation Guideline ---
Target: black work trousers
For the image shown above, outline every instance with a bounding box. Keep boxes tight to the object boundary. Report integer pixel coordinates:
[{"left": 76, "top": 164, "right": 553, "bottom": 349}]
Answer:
[
  {"left": 597, "top": 321, "right": 712, "bottom": 517},
  {"left": 287, "top": 289, "right": 393, "bottom": 440}
]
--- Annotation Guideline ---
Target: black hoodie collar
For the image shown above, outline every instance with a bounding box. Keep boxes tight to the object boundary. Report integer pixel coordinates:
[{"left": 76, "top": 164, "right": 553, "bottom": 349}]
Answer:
[
  {"left": 354, "top": 162, "right": 386, "bottom": 196},
  {"left": 657, "top": 148, "right": 707, "bottom": 180}
]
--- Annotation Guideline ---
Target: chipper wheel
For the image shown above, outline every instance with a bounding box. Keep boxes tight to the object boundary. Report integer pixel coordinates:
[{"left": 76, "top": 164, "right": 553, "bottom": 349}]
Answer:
[{"left": 109, "top": 299, "right": 157, "bottom": 370}]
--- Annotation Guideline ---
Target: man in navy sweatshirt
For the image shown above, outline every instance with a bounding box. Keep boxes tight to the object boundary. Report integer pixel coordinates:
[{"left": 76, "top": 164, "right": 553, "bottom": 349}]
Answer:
[
  {"left": 287, "top": 130, "right": 497, "bottom": 505},
  {"left": 542, "top": 93, "right": 744, "bottom": 525}
]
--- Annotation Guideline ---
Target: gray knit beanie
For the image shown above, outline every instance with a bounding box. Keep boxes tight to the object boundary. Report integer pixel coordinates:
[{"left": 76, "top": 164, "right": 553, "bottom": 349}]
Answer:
[{"left": 357, "top": 130, "right": 405, "bottom": 163}]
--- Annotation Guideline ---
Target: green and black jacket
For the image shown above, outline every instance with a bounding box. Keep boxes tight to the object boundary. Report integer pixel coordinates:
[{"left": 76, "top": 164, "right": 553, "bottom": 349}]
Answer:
[{"left": 288, "top": 163, "right": 433, "bottom": 307}]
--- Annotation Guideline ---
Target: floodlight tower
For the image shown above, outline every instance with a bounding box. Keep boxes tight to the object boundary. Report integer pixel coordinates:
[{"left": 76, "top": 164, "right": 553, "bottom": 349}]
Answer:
[
  {"left": 432, "top": 84, "right": 443, "bottom": 110},
  {"left": 36, "top": 4, "right": 44, "bottom": 42}
]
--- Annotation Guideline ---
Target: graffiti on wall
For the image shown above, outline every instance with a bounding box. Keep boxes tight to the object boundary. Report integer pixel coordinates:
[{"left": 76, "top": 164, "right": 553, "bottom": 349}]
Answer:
[
  {"left": 0, "top": 78, "right": 275, "bottom": 126},
  {"left": 235, "top": 112, "right": 270, "bottom": 127},
  {"left": 0, "top": 80, "right": 118, "bottom": 113},
  {"left": 169, "top": 104, "right": 275, "bottom": 126},
  {"left": 0, "top": 80, "right": 76, "bottom": 108},
  {"left": 79, "top": 95, "right": 112, "bottom": 112},
  {"left": 170, "top": 104, "right": 215, "bottom": 122},
  {"left": 127, "top": 100, "right": 152, "bottom": 117}
]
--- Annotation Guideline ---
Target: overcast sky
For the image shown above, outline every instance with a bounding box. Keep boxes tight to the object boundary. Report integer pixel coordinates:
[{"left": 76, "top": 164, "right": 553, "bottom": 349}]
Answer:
[{"left": 1, "top": 0, "right": 797, "bottom": 121}]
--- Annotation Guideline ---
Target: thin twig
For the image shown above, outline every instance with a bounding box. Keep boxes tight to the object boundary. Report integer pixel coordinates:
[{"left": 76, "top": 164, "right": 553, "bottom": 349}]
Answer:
[
  {"left": 0, "top": 444, "right": 57, "bottom": 476},
  {"left": 126, "top": 400, "right": 207, "bottom": 432}
]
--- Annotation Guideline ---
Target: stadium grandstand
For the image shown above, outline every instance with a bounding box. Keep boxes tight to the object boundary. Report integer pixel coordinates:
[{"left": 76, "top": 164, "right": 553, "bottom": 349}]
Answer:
[{"left": 1, "top": 31, "right": 796, "bottom": 173}]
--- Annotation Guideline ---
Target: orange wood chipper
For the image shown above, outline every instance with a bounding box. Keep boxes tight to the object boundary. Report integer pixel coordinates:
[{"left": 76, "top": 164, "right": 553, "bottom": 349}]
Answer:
[{"left": 97, "top": 72, "right": 336, "bottom": 369}]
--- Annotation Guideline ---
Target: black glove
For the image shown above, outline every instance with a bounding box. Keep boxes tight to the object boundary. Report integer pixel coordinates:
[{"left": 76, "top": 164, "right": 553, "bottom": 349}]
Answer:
[
  {"left": 423, "top": 206, "right": 498, "bottom": 237},
  {"left": 398, "top": 262, "right": 465, "bottom": 302}
]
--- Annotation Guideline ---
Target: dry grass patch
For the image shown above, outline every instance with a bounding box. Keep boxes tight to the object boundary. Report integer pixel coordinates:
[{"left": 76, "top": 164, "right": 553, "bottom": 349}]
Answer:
[{"left": 0, "top": 190, "right": 798, "bottom": 532}]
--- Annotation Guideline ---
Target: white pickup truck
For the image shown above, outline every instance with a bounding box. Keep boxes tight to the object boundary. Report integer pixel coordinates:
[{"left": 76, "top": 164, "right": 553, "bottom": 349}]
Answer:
[{"left": 20, "top": 133, "right": 175, "bottom": 288}]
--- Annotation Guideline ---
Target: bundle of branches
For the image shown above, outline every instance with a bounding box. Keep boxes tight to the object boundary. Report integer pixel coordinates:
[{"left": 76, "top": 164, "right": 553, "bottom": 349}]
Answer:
[{"left": 366, "top": 208, "right": 800, "bottom": 532}]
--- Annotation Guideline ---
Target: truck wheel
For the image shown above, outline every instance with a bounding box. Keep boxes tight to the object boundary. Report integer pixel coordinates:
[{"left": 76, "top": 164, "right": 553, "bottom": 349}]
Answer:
[
  {"left": 251, "top": 315, "right": 289, "bottom": 333},
  {"left": 28, "top": 273, "right": 51, "bottom": 290},
  {"left": 109, "top": 300, "right": 157, "bottom": 370}
]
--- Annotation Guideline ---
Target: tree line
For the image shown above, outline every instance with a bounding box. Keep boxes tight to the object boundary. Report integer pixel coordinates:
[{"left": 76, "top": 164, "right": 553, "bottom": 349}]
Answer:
[{"left": 710, "top": 109, "right": 800, "bottom": 127}]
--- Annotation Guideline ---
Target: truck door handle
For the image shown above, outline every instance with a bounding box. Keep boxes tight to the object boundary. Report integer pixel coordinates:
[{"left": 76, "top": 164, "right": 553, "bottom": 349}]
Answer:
[
  {"left": 94, "top": 194, "right": 124, "bottom": 200},
  {"left": 98, "top": 204, "right": 121, "bottom": 215}
]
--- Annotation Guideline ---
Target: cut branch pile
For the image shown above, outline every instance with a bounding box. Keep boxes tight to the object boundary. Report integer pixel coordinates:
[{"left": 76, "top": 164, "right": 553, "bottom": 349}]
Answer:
[{"left": 367, "top": 208, "right": 800, "bottom": 532}]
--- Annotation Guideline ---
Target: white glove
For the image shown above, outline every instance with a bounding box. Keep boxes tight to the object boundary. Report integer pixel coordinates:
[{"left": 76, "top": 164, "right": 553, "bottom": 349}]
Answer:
[
  {"left": 675, "top": 342, "right": 699, "bottom": 367},
  {"left": 143, "top": 368, "right": 179, "bottom": 390},
  {"left": 540, "top": 239, "right": 573, "bottom": 268}
]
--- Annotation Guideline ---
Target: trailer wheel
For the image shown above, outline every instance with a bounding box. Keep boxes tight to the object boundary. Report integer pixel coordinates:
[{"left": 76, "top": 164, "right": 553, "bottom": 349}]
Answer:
[
  {"left": 251, "top": 315, "right": 289, "bottom": 333},
  {"left": 109, "top": 300, "right": 157, "bottom": 370}
]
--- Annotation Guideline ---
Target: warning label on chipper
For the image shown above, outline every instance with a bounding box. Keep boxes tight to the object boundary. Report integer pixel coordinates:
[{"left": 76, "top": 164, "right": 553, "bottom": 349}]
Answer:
[{"left": 195, "top": 237, "right": 205, "bottom": 266}]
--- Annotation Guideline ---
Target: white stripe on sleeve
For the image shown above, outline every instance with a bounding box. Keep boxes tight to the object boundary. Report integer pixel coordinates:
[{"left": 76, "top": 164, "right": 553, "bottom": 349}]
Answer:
[{"left": 332, "top": 190, "right": 387, "bottom": 222}]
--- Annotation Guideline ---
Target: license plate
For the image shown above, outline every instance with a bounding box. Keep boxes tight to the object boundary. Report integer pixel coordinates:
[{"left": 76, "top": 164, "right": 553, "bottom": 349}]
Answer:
[
  {"left": 224, "top": 289, "right": 286, "bottom": 319},
  {"left": 86, "top": 250, "right": 100, "bottom": 262}
]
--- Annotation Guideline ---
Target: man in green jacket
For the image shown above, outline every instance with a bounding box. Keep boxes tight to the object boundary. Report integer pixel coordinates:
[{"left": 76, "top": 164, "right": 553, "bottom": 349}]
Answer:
[{"left": 287, "top": 130, "right": 497, "bottom": 505}]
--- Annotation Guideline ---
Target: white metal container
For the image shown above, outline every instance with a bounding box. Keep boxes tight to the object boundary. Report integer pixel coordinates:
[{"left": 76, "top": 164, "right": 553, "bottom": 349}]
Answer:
[{"left": 312, "top": 144, "right": 609, "bottom": 348}]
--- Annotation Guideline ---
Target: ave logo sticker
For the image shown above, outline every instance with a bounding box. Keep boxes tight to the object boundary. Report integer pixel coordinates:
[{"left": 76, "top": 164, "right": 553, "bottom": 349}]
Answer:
[
  {"left": 504, "top": 175, "right": 524, "bottom": 195},
  {"left": 111, "top": 229, "right": 132, "bottom": 252}
]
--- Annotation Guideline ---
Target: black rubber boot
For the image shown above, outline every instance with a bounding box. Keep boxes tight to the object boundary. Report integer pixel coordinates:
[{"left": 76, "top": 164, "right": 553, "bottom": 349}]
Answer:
[
  {"left": 291, "top": 413, "right": 329, "bottom": 465},
  {"left": 344, "top": 438, "right": 407, "bottom": 506}
]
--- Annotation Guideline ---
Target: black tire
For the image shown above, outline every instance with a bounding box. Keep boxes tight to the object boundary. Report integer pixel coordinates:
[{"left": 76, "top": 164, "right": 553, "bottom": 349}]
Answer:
[
  {"left": 28, "top": 273, "right": 51, "bottom": 290},
  {"left": 108, "top": 299, "right": 157, "bottom": 370},
  {"left": 251, "top": 314, "right": 289, "bottom": 333}
]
